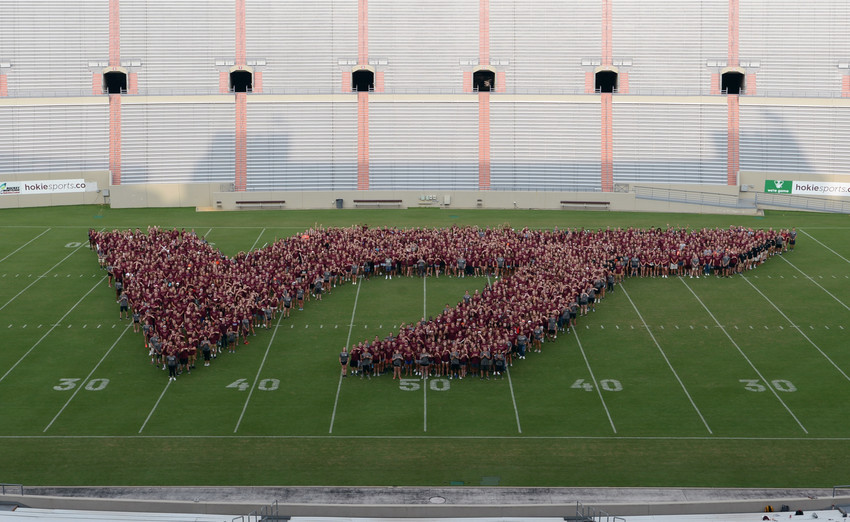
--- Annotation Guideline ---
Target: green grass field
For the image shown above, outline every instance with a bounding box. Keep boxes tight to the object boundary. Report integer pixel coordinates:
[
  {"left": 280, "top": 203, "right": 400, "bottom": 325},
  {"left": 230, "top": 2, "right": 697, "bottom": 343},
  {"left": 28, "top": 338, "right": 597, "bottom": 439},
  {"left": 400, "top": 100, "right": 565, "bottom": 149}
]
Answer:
[{"left": 1, "top": 205, "right": 849, "bottom": 488}]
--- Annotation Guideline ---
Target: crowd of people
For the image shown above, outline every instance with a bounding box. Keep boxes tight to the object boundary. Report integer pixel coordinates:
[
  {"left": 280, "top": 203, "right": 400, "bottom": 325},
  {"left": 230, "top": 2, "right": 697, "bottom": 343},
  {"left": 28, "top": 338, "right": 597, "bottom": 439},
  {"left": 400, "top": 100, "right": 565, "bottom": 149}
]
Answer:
[{"left": 89, "top": 224, "right": 795, "bottom": 382}]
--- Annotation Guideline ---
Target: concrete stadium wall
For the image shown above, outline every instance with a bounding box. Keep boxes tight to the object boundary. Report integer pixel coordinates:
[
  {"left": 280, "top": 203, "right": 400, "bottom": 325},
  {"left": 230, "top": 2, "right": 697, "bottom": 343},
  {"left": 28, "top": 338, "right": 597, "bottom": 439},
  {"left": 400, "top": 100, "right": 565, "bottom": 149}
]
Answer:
[
  {"left": 1, "top": 491, "right": 848, "bottom": 519},
  {"left": 0, "top": 171, "right": 109, "bottom": 209}
]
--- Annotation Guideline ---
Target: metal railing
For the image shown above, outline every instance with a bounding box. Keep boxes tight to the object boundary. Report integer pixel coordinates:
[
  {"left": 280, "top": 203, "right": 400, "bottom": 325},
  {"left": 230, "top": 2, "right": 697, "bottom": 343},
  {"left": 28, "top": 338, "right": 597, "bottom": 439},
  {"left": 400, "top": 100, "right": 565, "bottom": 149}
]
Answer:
[
  {"left": 232, "top": 499, "right": 287, "bottom": 522},
  {"left": 833, "top": 484, "right": 850, "bottom": 497},
  {"left": 572, "top": 501, "right": 626, "bottom": 522},
  {"left": 0, "top": 483, "right": 24, "bottom": 495},
  {"left": 633, "top": 185, "right": 748, "bottom": 209},
  {"left": 756, "top": 192, "right": 850, "bottom": 214}
]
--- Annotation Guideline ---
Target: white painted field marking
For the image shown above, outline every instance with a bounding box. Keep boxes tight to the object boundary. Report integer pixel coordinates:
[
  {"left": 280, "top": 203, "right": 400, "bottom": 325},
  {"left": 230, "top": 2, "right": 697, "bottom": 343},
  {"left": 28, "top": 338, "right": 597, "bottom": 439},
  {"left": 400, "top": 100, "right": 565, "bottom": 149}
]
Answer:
[
  {"left": 6, "top": 434, "right": 850, "bottom": 441},
  {"left": 620, "top": 285, "right": 712, "bottom": 434},
  {"left": 423, "top": 276, "right": 427, "bottom": 433},
  {"left": 572, "top": 329, "right": 617, "bottom": 434},
  {"left": 233, "top": 306, "right": 287, "bottom": 433},
  {"left": 679, "top": 278, "right": 808, "bottom": 434},
  {"left": 0, "top": 228, "right": 51, "bottom": 264},
  {"left": 203, "top": 228, "right": 213, "bottom": 238},
  {"left": 777, "top": 256, "right": 850, "bottom": 313},
  {"left": 506, "top": 367, "right": 522, "bottom": 434},
  {"left": 249, "top": 228, "right": 266, "bottom": 252},
  {"left": 138, "top": 380, "right": 173, "bottom": 433},
  {"left": 799, "top": 229, "right": 850, "bottom": 265},
  {"left": 738, "top": 275, "right": 850, "bottom": 382},
  {"left": 0, "top": 241, "right": 90, "bottom": 313},
  {"left": 43, "top": 323, "right": 132, "bottom": 432},
  {"left": 0, "top": 277, "right": 106, "bottom": 385},
  {"left": 329, "top": 279, "right": 363, "bottom": 434}
]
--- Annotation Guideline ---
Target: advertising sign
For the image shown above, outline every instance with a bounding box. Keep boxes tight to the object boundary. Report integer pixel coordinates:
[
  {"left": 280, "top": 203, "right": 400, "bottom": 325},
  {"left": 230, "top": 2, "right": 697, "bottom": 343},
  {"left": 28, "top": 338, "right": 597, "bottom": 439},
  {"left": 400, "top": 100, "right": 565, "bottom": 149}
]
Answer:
[
  {"left": 765, "top": 179, "right": 850, "bottom": 197},
  {"left": 0, "top": 179, "right": 96, "bottom": 196}
]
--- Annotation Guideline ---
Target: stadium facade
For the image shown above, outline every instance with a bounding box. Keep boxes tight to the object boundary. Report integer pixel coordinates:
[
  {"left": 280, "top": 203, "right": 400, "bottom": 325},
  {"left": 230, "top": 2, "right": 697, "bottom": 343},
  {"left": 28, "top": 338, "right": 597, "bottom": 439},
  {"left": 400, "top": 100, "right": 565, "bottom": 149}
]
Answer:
[{"left": 0, "top": 0, "right": 849, "bottom": 211}]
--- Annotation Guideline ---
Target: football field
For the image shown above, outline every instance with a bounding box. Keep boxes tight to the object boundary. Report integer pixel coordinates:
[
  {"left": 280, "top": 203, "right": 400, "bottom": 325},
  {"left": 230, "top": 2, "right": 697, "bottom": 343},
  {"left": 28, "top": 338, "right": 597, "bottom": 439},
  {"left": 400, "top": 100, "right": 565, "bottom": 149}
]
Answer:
[{"left": 1, "top": 205, "right": 849, "bottom": 487}]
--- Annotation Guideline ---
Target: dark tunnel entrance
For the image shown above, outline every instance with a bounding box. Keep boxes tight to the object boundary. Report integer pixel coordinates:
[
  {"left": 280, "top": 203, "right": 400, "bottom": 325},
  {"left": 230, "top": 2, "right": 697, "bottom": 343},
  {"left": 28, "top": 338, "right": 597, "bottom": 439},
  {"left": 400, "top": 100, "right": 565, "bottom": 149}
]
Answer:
[
  {"left": 103, "top": 71, "right": 127, "bottom": 94},
  {"left": 230, "top": 69, "right": 253, "bottom": 93},
  {"left": 352, "top": 69, "right": 374, "bottom": 92},
  {"left": 722, "top": 71, "right": 745, "bottom": 95},
  {"left": 595, "top": 70, "right": 618, "bottom": 93},
  {"left": 473, "top": 69, "right": 495, "bottom": 92}
]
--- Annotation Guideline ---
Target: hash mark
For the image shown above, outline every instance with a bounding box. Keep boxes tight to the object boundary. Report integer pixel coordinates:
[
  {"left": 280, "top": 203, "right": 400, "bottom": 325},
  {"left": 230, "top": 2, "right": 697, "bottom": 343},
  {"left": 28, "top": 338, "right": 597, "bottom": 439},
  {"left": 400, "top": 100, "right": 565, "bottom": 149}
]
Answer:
[
  {"left": 675, "top": 325, "right": 679, "bottom": 330},
  {"left": 659, "top": 325, "right": 664, "bottom": 330},
  {"left": 82, "top": 324, "right": 87, "bottom": 328},
  {"left": 779, "top": 325, "right": 784, "bottom": 330},
  {"left": 734, "top": 325, "right": 738, "bottom": 330},
  {"left": 22, "top": 324, "right": 27, "bottom": 329},
  {"left": 600, "top": 324, "right": 604, "bottom": 329},
  {"left": 825, "top": 325, "right": 830, "bottom": 330},
  {"left": 764, "top": 325, "right": 769, "bottom": 330},
  {"left": 749, "top": 325, "right": 754, "bottom": 329}
]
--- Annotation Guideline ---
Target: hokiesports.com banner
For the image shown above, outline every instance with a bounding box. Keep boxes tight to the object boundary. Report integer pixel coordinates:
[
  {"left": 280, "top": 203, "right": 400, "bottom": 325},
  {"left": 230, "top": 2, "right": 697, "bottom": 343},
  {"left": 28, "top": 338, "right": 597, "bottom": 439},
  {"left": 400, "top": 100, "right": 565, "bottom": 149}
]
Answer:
[
  {"left": 0, "top": 179, "right": 96, "bottom": 196},
  {"left": 765, "top": 179, "right": 850, "bottom": 196}
]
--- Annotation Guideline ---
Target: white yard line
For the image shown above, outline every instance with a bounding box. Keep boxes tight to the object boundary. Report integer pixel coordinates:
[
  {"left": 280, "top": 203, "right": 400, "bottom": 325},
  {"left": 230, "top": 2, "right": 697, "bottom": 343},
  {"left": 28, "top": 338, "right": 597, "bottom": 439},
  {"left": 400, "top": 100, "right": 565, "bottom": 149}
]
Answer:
[
  {"left": 328, "top": 280, "right": 363, "bottom": 434},
  {"left": 0, "top": 277, "right": 106, "bottom": 385},
  {"left": 249, "top": 228, "right": 266, "bottom": 251},
  {"left": 572, "top": 329, "right": 617, "bottom": 434},
  {"left": 739, "top": 274, "right": 850, "bottom": 382},
  {"left": 799, "top": 228, "right": 850, "bottom": 264},
  {"left": 621, "top": 285, "right": 713, "bottom": 434},
  {"left": 43, "top": 323, "right": 132, "bottom": 432},
  {"left": 423, "top": 276, "right": 427, "bottom": 433},
  {"left": 138, "top": 380, "right": 173, "bottom": 433},
  {"left": 0, "top": 241, "right": 90, "bottom": 313},
  {"left": 203, "top": 228, "right": 213, "bottom": 238},
  {"left": 3, "top": 434, "right": 850, "bottom": 441},
  {"left": 0, "top": 228, "right": 51, "bottom": 264},
  {"left": 777, "top": 255, "right": 850, "bottom": 312},
  {"left": 679, "top": 278, "right": 808, "bottom": 434},
  {"left": 234, "top": 307, "right": 287, "bottom": 433},
  {"left": 505, "top": 367, "right": 523, "bottom": 434}
]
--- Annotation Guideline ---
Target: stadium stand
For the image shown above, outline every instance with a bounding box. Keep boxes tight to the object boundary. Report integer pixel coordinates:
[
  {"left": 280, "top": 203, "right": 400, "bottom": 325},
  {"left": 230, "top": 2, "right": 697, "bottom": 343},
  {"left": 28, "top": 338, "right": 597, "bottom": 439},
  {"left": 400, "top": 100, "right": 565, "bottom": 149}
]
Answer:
[{"left": 0, "top": 0, "right": 848, "bottom": 212}]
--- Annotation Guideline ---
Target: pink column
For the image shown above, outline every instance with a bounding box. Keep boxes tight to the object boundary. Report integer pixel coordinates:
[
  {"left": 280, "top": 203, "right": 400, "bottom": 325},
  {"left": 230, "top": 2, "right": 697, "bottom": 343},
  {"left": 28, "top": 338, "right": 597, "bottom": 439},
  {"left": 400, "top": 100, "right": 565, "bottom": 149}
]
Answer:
[
  {"left": 109, "top": 95, "right": 122, "bottom": 185},
  {"left": 599, "top": 0, "right": 615, "bottom": 192},
  {"left": 727, "top": 95, "right": 739, "bottom": 186},
  {"left": 235, "top": 93, "right": 248, "bottom": 191},
  {"left": 92, "top": 73, "right": 103, "bottom": 95},
  {"left": 357, "top": 92, "right": 370, "bottom": 190},
  {"left": 0, "top": 74, "right": 7, "bottom": 97},
  {"left": 600, "top": 94, "right": 614, "bottom": 192},
  {"left": 478, "top": 92, "right": 491, "bottom": 190}
]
